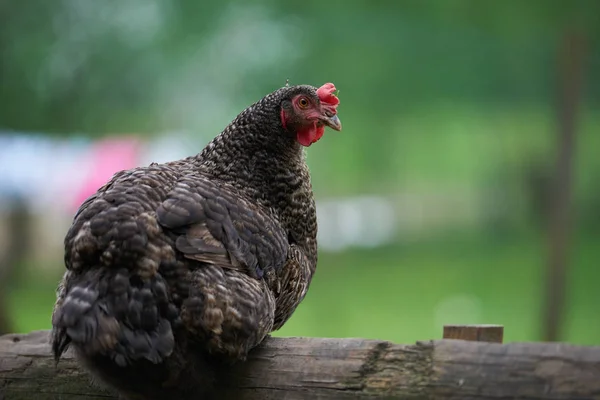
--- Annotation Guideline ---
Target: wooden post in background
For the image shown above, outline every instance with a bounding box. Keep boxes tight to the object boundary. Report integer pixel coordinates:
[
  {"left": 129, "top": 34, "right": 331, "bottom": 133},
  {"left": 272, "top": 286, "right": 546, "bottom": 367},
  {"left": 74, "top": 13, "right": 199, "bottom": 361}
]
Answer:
[
  {"left": 0, "top": 196, "right": 30, "bottom": 335},
  {"left": 542, "top": 30, "right": 586, "bottom": 343},
  {"left": 443, "top": 324, "right": 504, "bottom": 343}
]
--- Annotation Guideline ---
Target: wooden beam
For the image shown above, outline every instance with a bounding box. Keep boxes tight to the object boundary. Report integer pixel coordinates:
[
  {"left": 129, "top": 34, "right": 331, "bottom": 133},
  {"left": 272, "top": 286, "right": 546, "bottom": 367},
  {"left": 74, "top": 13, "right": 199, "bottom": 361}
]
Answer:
[{"left": 1, "top": 330, "right": 600, "bottom": 399}]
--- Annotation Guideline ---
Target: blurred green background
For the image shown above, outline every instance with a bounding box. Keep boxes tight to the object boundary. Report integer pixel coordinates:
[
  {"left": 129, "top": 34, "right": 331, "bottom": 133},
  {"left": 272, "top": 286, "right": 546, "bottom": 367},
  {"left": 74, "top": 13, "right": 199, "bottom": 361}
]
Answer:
[{"left": 0, "top": 0, "right": 599, "bottom": 346}]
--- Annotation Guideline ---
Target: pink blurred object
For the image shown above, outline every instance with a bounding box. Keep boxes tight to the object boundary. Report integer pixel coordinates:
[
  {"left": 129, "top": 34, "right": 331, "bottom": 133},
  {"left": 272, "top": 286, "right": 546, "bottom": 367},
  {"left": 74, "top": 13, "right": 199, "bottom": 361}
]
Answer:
[{"left": 72, "top": 137, "right": 142, "bottom": 210}]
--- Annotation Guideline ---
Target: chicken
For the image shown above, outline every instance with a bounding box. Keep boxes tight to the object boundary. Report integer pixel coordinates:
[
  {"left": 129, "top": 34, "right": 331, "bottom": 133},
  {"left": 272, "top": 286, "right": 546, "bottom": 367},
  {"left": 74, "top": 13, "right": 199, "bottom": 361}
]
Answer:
[{"left": 50, "top": 82, "right": 341, "bottom": 399}]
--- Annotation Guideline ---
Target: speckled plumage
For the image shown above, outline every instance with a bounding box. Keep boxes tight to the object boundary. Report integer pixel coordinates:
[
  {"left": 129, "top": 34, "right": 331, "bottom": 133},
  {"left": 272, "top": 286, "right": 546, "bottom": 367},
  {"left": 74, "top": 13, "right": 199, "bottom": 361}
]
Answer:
[{"left": 50, "top": 84, "right": 340, "bottom": 399}]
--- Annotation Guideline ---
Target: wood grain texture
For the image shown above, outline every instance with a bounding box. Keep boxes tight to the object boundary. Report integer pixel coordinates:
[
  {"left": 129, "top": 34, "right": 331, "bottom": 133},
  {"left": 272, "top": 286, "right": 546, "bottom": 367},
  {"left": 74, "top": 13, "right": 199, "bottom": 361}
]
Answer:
[{"left": 1, "top": 330, "right": 600, "bottom": 399}]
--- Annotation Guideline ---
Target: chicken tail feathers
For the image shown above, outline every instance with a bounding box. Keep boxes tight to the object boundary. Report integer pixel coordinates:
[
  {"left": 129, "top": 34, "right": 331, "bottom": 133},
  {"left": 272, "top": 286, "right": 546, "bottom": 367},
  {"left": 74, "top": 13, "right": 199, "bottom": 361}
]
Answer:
[{"left": 51, "top": 268, "right": 176, "bottom": 367}]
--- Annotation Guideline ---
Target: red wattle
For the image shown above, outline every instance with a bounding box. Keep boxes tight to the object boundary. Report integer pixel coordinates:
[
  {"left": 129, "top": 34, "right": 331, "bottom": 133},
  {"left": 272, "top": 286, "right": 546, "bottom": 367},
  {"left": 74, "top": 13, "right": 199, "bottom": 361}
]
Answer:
[
  {"left": 297, "top": 124, "right": 325, "bottom": 147},
  {"left": 314, "top": 126, "right": 325, "bottom": 141}
]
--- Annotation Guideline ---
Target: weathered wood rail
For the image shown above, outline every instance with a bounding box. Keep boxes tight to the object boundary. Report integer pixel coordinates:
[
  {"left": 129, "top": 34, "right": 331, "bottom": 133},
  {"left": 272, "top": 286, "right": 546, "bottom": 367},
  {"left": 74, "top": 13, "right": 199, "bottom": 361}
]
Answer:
[{"left": 0, "top": 328, "right": 599, "bottom": 399}]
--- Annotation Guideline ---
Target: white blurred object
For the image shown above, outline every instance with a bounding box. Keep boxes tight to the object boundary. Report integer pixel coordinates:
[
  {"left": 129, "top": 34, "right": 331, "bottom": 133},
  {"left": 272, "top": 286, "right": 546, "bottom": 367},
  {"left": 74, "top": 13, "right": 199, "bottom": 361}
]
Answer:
[{"left": 316, "top": 196, "right": 397, "bottom": 251}]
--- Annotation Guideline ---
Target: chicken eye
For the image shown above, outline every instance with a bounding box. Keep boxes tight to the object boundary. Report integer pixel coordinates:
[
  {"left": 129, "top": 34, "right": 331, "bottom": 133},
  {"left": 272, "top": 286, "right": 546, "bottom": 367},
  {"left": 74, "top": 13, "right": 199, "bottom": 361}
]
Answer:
[{"left": 297, "top": 97, "right": 310, "bottom": 109}]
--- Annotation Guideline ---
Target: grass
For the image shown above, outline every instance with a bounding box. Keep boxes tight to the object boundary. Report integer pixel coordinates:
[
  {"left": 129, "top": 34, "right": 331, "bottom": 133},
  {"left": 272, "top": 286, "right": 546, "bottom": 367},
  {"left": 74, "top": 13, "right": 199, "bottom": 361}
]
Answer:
[{"left": 7, "top": 230, "right": 600, "bottom": 345}]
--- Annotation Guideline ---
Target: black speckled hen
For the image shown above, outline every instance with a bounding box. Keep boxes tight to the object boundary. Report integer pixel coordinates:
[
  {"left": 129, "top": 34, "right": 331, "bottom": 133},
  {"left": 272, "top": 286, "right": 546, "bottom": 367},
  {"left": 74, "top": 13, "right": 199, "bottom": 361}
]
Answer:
[{"left": 50, "top": 83, "right": 341, "bottom": 399}]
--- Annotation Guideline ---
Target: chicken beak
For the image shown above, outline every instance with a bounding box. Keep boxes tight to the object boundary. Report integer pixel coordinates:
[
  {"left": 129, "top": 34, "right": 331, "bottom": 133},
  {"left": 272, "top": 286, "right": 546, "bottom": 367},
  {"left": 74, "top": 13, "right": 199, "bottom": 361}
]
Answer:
[{"left": 322, "top": 114, "right": 342, "bottom": 131}]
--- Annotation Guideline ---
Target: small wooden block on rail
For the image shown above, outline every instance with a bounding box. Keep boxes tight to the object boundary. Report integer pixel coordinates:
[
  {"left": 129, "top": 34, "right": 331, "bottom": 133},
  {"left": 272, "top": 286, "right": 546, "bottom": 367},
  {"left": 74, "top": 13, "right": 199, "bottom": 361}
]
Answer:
[{"left": 443, "top": 324, "right": 504, "bottom": 343}]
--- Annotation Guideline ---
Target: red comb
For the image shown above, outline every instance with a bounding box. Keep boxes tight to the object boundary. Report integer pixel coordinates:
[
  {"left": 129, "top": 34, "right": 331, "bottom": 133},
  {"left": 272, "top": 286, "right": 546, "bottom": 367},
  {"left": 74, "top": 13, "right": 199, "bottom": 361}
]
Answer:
[{"left": 317, "top": 83, "right": 339, "bottom": 112}]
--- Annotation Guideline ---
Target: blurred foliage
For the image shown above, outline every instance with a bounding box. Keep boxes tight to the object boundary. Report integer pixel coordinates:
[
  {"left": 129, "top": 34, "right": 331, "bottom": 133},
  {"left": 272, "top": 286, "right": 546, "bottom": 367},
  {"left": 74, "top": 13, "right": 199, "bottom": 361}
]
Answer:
[
  {"left": 2, "top": 0, "right": 599, "bottom": 133},
  {"left": 1, "top": 0, "right": 600, "bottom": 343}
]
